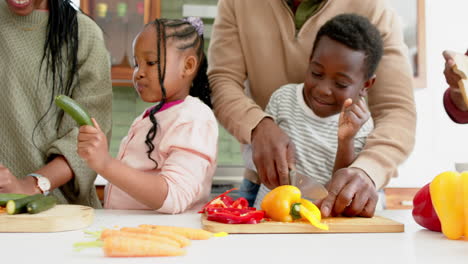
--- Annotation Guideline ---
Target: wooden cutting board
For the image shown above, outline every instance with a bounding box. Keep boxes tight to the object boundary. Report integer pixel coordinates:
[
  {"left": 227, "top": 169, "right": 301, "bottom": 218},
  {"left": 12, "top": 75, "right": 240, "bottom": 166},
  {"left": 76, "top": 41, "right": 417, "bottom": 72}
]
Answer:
[
  {"left": 0, "top": 205, "right": 94, "bottom": 233},
  {"left": 201, "top": 215, "right": 404, "bottom": 234}
]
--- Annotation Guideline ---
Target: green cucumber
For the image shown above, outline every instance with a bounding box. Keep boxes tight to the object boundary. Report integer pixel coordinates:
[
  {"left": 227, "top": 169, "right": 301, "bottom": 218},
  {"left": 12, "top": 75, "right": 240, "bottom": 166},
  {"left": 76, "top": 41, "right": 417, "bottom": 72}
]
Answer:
[
  {"left": 27, "top": 196, "right": 57, "bottom": 214},
  {"left": 54, "top": 95, "right": 93, "bottom": 126},
  {"left": 0, "top": 193, "right": 28, "bottom": 206},
  {"left": 6, "top": 194, "right": 44, "bottom": 215}
]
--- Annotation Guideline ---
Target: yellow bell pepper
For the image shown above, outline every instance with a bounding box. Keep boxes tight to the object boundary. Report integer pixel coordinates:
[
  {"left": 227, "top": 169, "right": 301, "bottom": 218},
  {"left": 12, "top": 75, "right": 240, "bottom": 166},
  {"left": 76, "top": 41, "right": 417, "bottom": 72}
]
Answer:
[
  {"left": 430, "top": 171, "right": 468, "bottom": 240},
  {"left": 261, "top": 185, "right": 328, "bottom": 230}
]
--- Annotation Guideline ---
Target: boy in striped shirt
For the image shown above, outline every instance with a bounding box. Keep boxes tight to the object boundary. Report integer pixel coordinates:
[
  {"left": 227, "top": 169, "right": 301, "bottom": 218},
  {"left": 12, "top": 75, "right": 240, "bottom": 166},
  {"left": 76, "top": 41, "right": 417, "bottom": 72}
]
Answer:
[{"left": 244, "top": 14, "right": 384, "bottom": 214}]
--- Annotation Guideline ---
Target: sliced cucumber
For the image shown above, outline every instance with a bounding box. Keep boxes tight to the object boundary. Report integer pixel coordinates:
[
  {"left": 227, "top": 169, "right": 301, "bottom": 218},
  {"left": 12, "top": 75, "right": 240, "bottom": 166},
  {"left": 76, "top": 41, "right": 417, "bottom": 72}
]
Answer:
[
  {"left": 0, "top": 193, "right": 28, "bottom": 206},
  {"left": 6, "top": 194, "right": 44, "bottom": 215}
]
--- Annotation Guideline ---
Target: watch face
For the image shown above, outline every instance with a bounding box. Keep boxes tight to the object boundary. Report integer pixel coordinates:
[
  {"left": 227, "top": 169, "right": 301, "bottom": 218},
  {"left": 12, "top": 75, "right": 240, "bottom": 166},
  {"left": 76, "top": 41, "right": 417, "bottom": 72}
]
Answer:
[{"left": 37, "top": 177, "right": 51, "bottom": 192}]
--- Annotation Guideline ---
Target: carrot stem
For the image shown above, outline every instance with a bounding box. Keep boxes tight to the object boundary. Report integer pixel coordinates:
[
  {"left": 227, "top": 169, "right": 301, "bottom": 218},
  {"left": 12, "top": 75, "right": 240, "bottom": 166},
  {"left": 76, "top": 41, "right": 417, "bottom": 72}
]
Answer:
[
  {"left": 84, "top": 230, "right": 102, "bottom": 238},
  {"left": 73, "top": 240, "right": 104, "bottom": 252}
]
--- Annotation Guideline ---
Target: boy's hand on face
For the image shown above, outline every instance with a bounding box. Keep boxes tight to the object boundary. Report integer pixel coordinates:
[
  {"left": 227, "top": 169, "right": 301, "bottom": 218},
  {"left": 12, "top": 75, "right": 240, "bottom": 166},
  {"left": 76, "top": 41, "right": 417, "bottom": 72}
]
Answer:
[
  {"left": 318, "top": 167, "right": 378, "bottom": 217},
  {"left": 338, "top": 98, "right": 370, "bottom": 141},
  {"left": 77, "top": 118, "right": 111, "bottom": 174},
  {"left": 251, "top": 118, "right": 295, "bottom": 189},
  {"left": 443, "top": 50, "right": 468, "bottom": 111}
]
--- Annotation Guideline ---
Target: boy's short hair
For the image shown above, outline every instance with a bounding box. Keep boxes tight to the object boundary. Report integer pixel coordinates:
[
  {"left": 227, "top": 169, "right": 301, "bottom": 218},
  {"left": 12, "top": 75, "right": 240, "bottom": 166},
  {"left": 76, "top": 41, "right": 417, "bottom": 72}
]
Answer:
[{"left": 312, "top": 14, "right": 384, "bottom": 79}]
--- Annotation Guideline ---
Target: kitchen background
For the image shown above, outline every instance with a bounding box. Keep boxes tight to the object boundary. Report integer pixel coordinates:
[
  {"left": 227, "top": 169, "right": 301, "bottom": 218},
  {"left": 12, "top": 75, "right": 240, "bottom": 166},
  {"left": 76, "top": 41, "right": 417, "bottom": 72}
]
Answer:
[{"left": 70, "top": 0, "right": 468, "bottom": 205}]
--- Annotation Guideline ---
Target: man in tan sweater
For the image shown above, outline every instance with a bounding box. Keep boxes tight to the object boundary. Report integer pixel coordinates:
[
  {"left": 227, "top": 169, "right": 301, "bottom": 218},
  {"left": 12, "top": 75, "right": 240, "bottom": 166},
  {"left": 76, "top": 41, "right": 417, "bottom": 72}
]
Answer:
[{"left": 208, "top": 0, "right": 416, "bottom": 217}]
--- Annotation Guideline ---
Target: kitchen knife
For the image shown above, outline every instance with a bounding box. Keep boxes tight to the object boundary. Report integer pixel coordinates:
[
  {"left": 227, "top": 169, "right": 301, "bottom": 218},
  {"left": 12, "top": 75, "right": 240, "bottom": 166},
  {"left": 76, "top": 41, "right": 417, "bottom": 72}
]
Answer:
[{"left": 289, "top": 169, "right": 328, "bottom": 200}]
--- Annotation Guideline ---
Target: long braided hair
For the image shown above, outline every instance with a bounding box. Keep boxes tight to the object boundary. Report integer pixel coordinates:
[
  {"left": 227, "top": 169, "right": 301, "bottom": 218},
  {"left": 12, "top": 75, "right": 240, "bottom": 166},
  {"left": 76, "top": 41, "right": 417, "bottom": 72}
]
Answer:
[
  {"left": 33, "top": 0, "right": 80, "bottom": 144},
  {"left": 144, "top": 18, "right": 212, "bottom": 168}
]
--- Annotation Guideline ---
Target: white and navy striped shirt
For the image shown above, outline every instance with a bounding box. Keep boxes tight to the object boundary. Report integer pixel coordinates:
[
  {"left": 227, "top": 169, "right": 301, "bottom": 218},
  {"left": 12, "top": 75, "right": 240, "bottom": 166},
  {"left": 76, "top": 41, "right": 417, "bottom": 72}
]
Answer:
[{"left": 243, "top": 83, "right": 374, "bottom": 208}]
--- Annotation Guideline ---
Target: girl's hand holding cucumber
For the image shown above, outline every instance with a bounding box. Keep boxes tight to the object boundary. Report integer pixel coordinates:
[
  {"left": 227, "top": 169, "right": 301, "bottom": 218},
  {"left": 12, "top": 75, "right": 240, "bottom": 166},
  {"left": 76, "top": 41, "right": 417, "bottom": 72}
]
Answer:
[
  {"left": 55, "top": 95, "right": 111, "bottom": 173},
  {"left": 77, "top": 118, "right": 112, "bottom": 174}
]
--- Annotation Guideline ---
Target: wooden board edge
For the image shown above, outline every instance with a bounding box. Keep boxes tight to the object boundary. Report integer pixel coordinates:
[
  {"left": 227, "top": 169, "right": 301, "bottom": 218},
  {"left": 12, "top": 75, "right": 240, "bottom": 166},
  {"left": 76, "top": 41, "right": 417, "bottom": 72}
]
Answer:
[
  {"left": 0, "top": 205, "right": 95, "bottom": 233},
  {"left": 201, "top": 215, "right": 404, "bottom": 234}
]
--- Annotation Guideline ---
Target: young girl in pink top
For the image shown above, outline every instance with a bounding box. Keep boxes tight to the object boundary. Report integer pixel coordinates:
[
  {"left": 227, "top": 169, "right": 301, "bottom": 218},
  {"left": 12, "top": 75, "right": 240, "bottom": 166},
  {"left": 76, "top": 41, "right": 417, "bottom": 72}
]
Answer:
[{"left": 77, "top": 17, "right": 218, "bottom": 214}]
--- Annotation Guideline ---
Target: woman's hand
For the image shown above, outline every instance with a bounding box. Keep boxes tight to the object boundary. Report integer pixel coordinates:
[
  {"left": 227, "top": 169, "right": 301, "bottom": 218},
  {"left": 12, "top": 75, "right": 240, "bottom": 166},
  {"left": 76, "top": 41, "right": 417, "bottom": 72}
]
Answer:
[
  {"left": 338, "top": 98, "right": 370, "bottom": 141},
  {"left": 77, "top": 118, "right": 111, "bottom": 174},
  {"left": 443, "top": 50, "right": 468, "bottom": 111},
  {"left": 251, "top": 118, "right": 296, "bottom": 189},
  {"left": 318, "top": 167, "right": 378, "bottom": 217},
  {"left": 0, "top": 165, "right": 38, "bottom": 194}
]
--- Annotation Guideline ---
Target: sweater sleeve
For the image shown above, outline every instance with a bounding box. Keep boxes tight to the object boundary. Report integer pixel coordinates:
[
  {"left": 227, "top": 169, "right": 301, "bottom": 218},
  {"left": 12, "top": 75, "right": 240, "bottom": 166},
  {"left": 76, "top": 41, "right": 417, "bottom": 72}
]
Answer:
[
  {"left": 350, "top": 1, "right": 416, "bottom": 190},
  {"left": 46, "top": 15, "right": 112, "bottom": 208},
  {"left": 208, "top": 0, "right": 268, "bottom": 144},
  {"left": 264, "top": 88, "right": 281, "bottom": 119},
  {"left": 443, "top": 88, "right": 468, "bottom": 123},
  {"left": 157, "top": 119, "right": 218, "bottom": 214}
]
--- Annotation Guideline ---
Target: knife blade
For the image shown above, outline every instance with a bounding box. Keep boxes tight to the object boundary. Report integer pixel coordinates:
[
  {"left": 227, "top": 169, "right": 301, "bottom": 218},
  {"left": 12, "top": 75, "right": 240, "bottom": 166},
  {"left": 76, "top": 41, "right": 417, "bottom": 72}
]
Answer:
[{"left": 289, "top": 169, "right": 328, "bottom": 200}]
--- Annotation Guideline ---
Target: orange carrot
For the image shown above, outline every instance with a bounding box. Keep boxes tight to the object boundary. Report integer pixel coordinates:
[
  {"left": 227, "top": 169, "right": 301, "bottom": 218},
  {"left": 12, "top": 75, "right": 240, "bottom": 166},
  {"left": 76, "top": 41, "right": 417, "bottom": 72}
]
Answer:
[
  {"left": 139, "top": 225, "right": 214, "bottom": 240},
  {"left": 100, "top": 229, "right": 181, "bottom": 248},
  {"left": 0, "top": 207, "right": 5, "bottom": 214},
  {"left": 120, "top": 227, "right": 191, "bottom": 247},
  {"left": 103, "top": 236, "right": 186, "bottom": 257}
]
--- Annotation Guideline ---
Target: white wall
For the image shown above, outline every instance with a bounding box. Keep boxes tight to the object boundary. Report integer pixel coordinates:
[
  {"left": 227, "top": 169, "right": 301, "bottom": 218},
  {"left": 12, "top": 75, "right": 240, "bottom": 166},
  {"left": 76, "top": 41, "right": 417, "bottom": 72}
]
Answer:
[
  {"left": 389, "top": 0, "right": 468, "bottom": 187},
  {"left": 72, "top": 0, "right": 79, "bottom": 7}
]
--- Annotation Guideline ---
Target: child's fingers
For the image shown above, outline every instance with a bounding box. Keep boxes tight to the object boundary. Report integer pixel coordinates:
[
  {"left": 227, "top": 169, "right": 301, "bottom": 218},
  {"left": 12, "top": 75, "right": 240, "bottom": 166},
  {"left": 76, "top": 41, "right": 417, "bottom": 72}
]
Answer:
[
  {"left": 349, "top": 103, "right": 366, "bottom": 120},
  {"left": 77, "top": 131, "right": 100, "bottom": 142},
  {"left": 77, "top": 141, "right": 95, "bottom": 153},
  {"left": 356, "top": 98, "right": 371, "bottom": 115},
  {"left": 356, "top": 96, "right": 367, "bottom": 108},
  {"left": 77, "top": 146, "right": 91, "bottom": 159},
  {"left": 79, "top": 124, "right": 99, "bottom": 134},
  {"left": 91, "top": 118, "right": 102, "bottom": 132},
  {"left": 343, "top": 109, "right": 360, "bottom": 124},
  {"left": 341, "top": 98, "right": 353, "bottom": 113}
]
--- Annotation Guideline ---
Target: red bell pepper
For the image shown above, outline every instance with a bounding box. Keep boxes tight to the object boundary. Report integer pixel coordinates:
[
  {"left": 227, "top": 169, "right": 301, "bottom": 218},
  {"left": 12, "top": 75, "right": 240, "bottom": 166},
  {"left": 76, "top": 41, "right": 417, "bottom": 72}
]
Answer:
[
  {"left": 199, "top": 188, "right": 265, "bottom": 224},
  {"left": 412, "top": 183, "right": 441, "bottom": 232},
  {"left": 206, "top": 209, "right": 265, "bottom": 224},
  {"left": 231, "top": 197, "right": 249, "bottom": 209},
  {"left": 198, "top": 188, "right": 237, "bottom": 213}
]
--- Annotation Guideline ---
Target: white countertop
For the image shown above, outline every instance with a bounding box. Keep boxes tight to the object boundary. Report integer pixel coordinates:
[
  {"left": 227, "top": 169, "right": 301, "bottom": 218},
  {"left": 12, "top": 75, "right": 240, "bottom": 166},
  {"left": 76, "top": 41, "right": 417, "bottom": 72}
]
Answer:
[{"left": 1, "top": 209, "right": 467, "bottom": 264}]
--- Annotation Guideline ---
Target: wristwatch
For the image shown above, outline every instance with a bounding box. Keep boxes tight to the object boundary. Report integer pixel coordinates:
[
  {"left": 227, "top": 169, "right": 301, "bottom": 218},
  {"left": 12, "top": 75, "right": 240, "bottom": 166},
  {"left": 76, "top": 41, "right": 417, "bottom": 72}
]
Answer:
[{"left": 28, "top": 173, "right": 51, "bottom": 195}]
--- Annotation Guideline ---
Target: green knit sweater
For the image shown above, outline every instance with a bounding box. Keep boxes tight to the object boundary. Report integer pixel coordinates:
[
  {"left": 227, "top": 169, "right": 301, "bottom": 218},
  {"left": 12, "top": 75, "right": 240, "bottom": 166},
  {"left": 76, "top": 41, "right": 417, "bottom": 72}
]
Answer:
[{"left": 0, "top": 3, "right": 113, "bottom": 208}]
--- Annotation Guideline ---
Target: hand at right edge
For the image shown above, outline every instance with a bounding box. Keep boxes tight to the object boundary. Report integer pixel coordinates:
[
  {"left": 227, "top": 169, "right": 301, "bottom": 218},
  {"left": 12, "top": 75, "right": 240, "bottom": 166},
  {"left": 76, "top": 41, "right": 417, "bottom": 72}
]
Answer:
[
  {"left": 443, "top": 50, "right": 468, "bottom": 111},
  {"left": 251, "top": 118, "right": 296, "bottom": 189}
]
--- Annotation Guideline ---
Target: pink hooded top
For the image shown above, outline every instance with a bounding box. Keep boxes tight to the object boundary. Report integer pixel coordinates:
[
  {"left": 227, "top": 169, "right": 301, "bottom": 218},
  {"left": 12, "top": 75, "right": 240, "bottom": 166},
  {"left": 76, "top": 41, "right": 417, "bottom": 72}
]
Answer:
[{"left": 104, "top": 96, "right": 218, "bottom": 214}]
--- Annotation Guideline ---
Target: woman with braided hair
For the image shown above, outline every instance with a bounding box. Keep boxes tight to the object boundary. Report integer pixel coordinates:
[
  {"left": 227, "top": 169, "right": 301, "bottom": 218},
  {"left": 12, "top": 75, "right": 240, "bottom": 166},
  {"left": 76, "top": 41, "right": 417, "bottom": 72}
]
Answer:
[
  {"left": 77, "top": 17, "right": 218, "bottom": 214},
  {"left": 0, "top": 0, "right": 112, "bottom": 208}
]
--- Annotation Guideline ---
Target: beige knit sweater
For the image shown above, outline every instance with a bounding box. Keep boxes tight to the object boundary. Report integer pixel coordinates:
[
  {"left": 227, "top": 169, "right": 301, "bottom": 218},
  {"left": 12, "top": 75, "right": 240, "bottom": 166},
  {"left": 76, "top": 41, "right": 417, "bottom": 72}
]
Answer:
[
  {"left": 208, "top": 0, "right": 416, "bottom": 189},
  {"left": 0, "top": 3, "right": 112, "bottom": 207}
]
